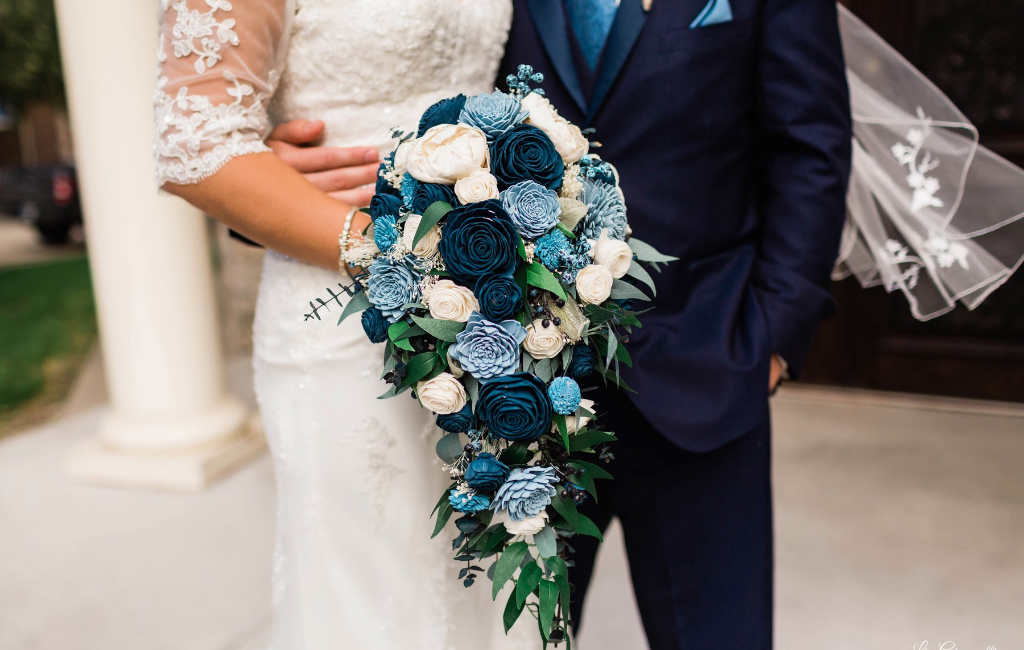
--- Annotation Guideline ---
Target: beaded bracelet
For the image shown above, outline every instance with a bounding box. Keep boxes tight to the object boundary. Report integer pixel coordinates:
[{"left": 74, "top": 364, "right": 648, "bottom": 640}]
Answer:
[{"left": 337, "top": 205, "right": 360, "bottom": 275}]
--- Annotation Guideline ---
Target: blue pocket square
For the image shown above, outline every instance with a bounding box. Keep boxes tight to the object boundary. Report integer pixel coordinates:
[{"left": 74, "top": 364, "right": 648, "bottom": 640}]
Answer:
[{"left": 690, "top": 0, "right": 733, "bottom": 28}]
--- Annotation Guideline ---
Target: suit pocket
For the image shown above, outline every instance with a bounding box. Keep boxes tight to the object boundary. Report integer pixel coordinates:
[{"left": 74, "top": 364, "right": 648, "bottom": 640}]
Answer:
[{"left": 657, "top": 19, "right": 754, "bottom": 55}]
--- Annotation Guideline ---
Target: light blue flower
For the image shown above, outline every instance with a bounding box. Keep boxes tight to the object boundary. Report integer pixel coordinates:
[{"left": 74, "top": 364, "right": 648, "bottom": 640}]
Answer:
[
  {"left": 548, "top": 376, "right": 582, "bottom": 415},
  {"left": 459, "top": 91, "right": 528, "bottom": 140},
  {"left": 534, "top": 230, "right": 572, "bottom": 270},
  {"left": 449, "top": 488, "right": 491, "bottom": 514},
  {"left": 501, "top": 180, "right": 561, "bottom": 240},
  {"left": 366, "top": 257, "right": 421, "bottom": 323},
  {"left": 580, "top": 178, "right": 627, "bottom": 241},
  {"left": 450, "top": 312, "right": 527, "bottom": 381},
  {"left": 373, "top": 215, "right": 399, "bottom": 252},
  {"left": 493, "top": 466, "right": 559, "bottom": 521}
]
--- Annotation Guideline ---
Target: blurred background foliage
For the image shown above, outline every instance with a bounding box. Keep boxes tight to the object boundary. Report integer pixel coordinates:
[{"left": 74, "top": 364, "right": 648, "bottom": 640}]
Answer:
[{"left": 0, "top": 0, "right": 65, "bottom": 114}]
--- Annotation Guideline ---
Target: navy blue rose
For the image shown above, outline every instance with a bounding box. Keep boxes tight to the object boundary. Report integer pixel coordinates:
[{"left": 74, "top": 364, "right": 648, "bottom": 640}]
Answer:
[
  {"left": 459, "top": 91, "right": 528, "bottom": 140},
  {"left": 477, "top": 372, "right": 554, "bottom": 442},
  {"left": 567, "top": 345, "right": 595, "bottom": 379},
  {"left": 438, "top": 199, "right": 520, "bottom": 284},
  {"left": 464, "top": 452, "right": 510, "bottom": 493},
  {"left": 436, "top": 404, "right": 474, "bottom": 433},
  {"left": 360, "top": 307, "right": 388, "bottom": 344},
  {"left": 475, "top": 273, "right": 523, "bottom": 322},
  {"left": 490, "top": 124, "right": 564, "bottom": 191},
  {"left": 412, "top": 182, "right": 457, "bottom": 214},
  {"left": 370, "top": 193, "right": 402, "bottom": 220},
  {"left": 417, "top": 94, "right": 467, "bottom": 137}
]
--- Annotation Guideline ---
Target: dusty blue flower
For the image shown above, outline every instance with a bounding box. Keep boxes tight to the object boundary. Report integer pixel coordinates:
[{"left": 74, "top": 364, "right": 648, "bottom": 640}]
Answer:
[
  {"left": 360, "top": 307, "right": 388, "bottom": 344},
  {"left": 567, "top": 345, "right": 595, "bottom": 379},
  {"left": 418, "top": 95, "right": 467, "bottom": 136},
  {"left": 580, "top": 178, "right": 627, "bottom": 241},
  {"left": 533, "top": 230, "right": 572, "bottom": 270},
  {"left": 477, "top": 372, "right": 553, "bottom": 442},
  {"left": 449, "top": 488, "right": 491, "bottom": 514},
  {"left": 500, "top": 180, "right": 561, "bottom": 239},
  {"left": 450, "top": 313, "right": 526, "bottom": 381},
  {"left": 373, "top": 215, "right": 399, "bottom": 252},
  {"left": 465, "top": 452, "right": 510, "bottom": 493},
  {"left": 459, "top": 91, "right": 528, "bottom": 140},
  {"left": 493, "top": 466, "right": 559, "bottom": 521},
  {"left": 366, "top": 257, "right": 421, "bottom": 323},
  {"left": 436, "top": 404, "right": 474, "bottom": 433},
  {"left": 490, "top": 124, "right": 564, "bottom": 191},
  {"left": 548, "top": 376, "right": 582, "bottom": 415}
]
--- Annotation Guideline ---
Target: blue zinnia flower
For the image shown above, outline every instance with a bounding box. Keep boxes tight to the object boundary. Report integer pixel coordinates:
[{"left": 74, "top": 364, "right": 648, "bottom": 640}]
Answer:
[
  {"left": 548, "top": 376, "right": 582, "bottom": 415},
  {"left": 449, "top": 488, "right": 491, "bottom": 514},
  {"left": 493, "top": 466, "right": 559, "bottom": 521},
  {"left": 534, "top": 230, "right": 571, "bottom": 270},
  {"left": 373, "top": 215, "right": 399, "bottom": 253}
]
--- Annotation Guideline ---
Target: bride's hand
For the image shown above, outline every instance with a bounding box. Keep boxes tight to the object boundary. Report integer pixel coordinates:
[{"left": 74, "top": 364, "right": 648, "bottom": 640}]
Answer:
[{"left": 268, "top": 120, "right": 381, "bottom": 206}]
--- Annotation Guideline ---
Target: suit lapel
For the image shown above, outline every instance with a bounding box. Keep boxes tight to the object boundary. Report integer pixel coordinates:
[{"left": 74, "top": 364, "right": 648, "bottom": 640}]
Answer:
[
  {"left": 523, "top": 0, "right": 588, "bottom": 113},
  {"left": 587, "top": 0, "right": 649, "bottom": 122}
]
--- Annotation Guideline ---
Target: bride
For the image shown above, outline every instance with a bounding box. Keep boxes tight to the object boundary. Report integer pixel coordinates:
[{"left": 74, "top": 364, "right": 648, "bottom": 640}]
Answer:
[{"left": 153, "top": 0, "right": 535, "bottom": 648}]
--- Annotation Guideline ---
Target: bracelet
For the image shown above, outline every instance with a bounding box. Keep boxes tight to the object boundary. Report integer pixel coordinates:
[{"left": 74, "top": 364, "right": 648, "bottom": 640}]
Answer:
[{"left": 338, "top": 206, "right": 360, "bottom": 275}]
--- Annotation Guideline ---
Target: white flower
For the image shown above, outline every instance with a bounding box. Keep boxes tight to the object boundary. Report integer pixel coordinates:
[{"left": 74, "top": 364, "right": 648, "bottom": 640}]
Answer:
[
  {"left": 521, "top": 93, "right": 589, "bottom": 164},
  {"left": 551, "top": 398, "right": 596, "bottom": 434},
  {"left": 393, "top": 140, "right": 413, "bottom": 177},
  {"left": 417, "top": 373, "right": 467, "bottom": 414},
  {"left": 406, "top": 123, "right": 490, "bottom": 185},
  {"left": 575, "top": 264, "right": 614, "bottom": 304},
  {"left": 402, "top": 214, "right": 442, "bottom": 258},
  {"left": 523, "top": 319, "right": 565, "bottom": 359},
  {"left": 454, "top": 169, "right": 500, "bottom": 204},
  {"left": 502, "top": 510, "right": 549, "bottom": 536},
  {"left": 560, "top": 164, "right": 584, "bottom": 200},
  {"left": 426, "top": 279, "right": 479, "bottom": 322},
  {"left": 589, "top": 228, "right": 633, "bottom": 279}
]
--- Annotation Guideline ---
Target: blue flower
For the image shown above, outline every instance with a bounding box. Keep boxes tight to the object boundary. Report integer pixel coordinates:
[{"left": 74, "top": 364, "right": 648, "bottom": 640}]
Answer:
[
  {"left": 418, "top": 95, "right": 467, "bottom": 137},
  {"left": 475, "top": 273, "right": 523, "bottom": 322},
  {"left": 465, "top": 452, "right": 510, "bottom": 493},
  {"left": 493, "top": 466, "right": 559, "bottom": 521},
  {"left": 459, "top": 91, "right": 528, "bottom": 140},
  {"left": 436, "top": 404, "right": 474, "bottom": 433},
  {"left": 533, "top": 230, "right": 571, "bottom": 270},
  {"left": 360, "top": 307, "right": 388, "bottom": 344},
  {"left": 567, "top": 345, "right": 595, "bottom": 379},
  {"left": 366, "top": 257, "right": 421, "bottom": 323},
  {"left": 477, "top": 372, "right": 553, "bottom": 442},
  {"left": 490, "top": 124, "right": 564, "bottom": 191},
  {"left": 370, "top": 192, "right": 402, "bottom": 221},
  {"left": 548, "top": 376, "right": 582, "bottom": 415},
  {"left": 400, "top": 174, "right": 418, "bottom": 211},
  {"left": 438, "top": 199, "right": 520, "bottom": 284},
  {"left": 450, "top": 313, "right": 526, "bottom": 381},
  {"left": 449, "top": 488, "right": 491, "bottom": 514},
  {"left": 373, "top": 215, "right": 399, "bottom": 252},
  {"left": 412, "top": 182, "right": 457, "bottom": 214},
  {"left": 500, "top": 180, "right": 561, "bottom": 239},
  {"left": 580, "top": 178, "right": 627, "bottom": 241}
]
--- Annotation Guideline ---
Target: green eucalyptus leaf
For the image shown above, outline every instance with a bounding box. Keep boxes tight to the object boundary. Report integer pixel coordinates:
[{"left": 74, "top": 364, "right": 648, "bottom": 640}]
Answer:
[
  {"left": 534, "top": 525, "right": 557, "bottom": 558},
  {"left": 337, "top": 291, "right": 371, "bottom": 325},
  {"left": 625, "top": 260, "right": 658, "bottom": 297},
  {"left": 399, "top": 352, "right": 440, "bottom": 389},
  {"left": 431, "top": 500, "right": 454, "bottom": 539},
  {"left": 491, "top": 541, "right": 530, "bottom": 600},
  {"left": 414, "top": 201, "right": 452, "bottom": 247},
  {"left": 538, "top": 580, "right": 559, "bottom": 639},
  {"left": 410, "top": 314, "right": 466, "bottom": 343},
  {"left": 503, "top": 586, "right": 526, "bottom": 633},
  {"left": 608, "top": 278, "right": 650, "bottom": 301},
  {"left": 627, "top": 237, "right": 679, "bottom": 263},
  {"left": 435, "top": 432, "right": 464, "bottom": 464},
  {"left": 568, "top": 430, "right": 617, "bottom": 452},
  {"left": 526, "top": 262, "right": 568, "bottom": 301},
  {"left": 515, "top": 560, "right": 543, "bottom": 608}
]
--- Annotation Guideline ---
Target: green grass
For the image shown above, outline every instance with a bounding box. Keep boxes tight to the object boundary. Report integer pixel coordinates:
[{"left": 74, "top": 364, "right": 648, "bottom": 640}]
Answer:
[{"left": 0, "top": 257, "right": 97, "bottom": 422}]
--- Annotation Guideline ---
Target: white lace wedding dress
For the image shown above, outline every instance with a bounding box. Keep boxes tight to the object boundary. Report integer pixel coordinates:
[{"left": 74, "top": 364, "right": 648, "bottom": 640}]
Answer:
[{"left": 154, "top": 1, "right": 538, "bottom": 648}]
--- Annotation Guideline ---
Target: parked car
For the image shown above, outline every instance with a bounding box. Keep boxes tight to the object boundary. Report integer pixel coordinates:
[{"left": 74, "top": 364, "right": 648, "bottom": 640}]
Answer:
[{"left": 0, "top": 165, "right": 82, "bottom": 244}]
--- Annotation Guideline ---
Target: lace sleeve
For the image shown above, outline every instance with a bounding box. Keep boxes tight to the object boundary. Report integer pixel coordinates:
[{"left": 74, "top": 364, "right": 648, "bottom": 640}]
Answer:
[{"left": 154, "top": 0, "right": 294, "bottom": 186}]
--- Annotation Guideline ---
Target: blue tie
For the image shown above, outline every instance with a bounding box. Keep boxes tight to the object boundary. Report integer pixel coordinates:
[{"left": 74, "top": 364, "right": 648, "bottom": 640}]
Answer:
[{"left": 565, "top": 0, "right": 618, "bottom": 71}]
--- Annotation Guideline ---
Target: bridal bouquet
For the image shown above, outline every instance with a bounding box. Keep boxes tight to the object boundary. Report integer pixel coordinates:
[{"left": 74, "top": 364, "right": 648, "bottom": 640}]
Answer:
[{"left": 329, "top": 66, "right": 673, "bottom": 645}]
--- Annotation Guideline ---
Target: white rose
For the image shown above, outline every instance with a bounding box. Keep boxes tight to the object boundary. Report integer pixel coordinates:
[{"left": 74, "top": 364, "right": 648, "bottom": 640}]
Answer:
[
  {"left": 503, "top": 510, "right": 549, "bottom": 537},
  {"left": 426, "top": 279, "right": 479, "bottom": 322},
  {"left": 521, "top": 93, "right": 589, "bottom": 164},
  {"left": 552, "top": 398, "right": 596, "bottom": 434},
  {"left": 589, "top": 228, "right": 633, "bottom": 279},
  {"left": 417, "top": 372, "right": 467, "bottom": 414},
  {"left": 393, "top": 140, "right": 412, "bottom": 176},
  {"left": 523, "top": 319, "right": 565, "bottom": 359},
  {"left": 402, "top": 214, "right": 442, "bottom": 258},
  {"left": 405, "top": 123, "right": 490, "bottom": 185},
  {"left": 576, "top": 264, "right": 614, "bottom": 304},
  {"left": 454, "top": 169, "right": 500, "bottom": 204}
]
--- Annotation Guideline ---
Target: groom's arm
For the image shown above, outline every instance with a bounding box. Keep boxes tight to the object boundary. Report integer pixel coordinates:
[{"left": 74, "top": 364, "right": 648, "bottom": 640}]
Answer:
[{"left": 751, "top": 0, "right": 853, "bottom": 379}]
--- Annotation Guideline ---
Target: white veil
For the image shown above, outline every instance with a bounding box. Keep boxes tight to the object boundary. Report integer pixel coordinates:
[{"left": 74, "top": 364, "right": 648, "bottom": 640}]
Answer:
[{"left": 835, "top": 5, "right": 1024, "bottom": 320}]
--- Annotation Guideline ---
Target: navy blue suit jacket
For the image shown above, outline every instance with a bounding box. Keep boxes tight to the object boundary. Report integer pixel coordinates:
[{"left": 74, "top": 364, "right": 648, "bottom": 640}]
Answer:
[{"left": 499, "top": 0, "right": 852, "bottom": 451}]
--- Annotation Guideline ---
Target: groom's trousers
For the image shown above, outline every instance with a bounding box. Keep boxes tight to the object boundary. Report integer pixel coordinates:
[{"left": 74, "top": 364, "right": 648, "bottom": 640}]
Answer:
[{"left": 569, "top": 389, "right": 773, "bottom": 650}]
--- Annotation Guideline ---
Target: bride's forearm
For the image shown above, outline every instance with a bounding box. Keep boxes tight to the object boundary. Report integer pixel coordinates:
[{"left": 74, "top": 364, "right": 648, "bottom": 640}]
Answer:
[{"left": 164, "top": 152, "right": 370, "bottom": 270}]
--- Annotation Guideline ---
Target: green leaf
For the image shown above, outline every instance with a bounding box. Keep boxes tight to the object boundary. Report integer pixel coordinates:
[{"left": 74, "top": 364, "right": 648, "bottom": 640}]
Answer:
[
  {"left": 414, "top": 201, "right": 452, "bottom": 247},
  {"left": 534, "top": 525, "right": 557, "bottom": 558},
  {"left": 627, "top": 237, "right": 679, "bottom": 263},
  {"left": 399, "top": 352, "right": 441, "bottom": 389},
  {"left": 499, "top": 441, "right": 533, "bottom": 466},
  {"left": 337, "top": 290, "right": 371, "bottom": 325},
  {"left": 550, "top": 493, "right": 603, "bottom": 541},
  {"left": 571, "top": 460, "right": 613, "bottom": 481},
  {"left": 464, "top": 375, "right": 480, "bottom": 409},
  {"left": 604, "top": 325, "right": 618, "bottom": 370},
  {"left": 515, "top": 560, "right": 543, "bottom": 607},
  {"left": 431, "top": 485, "right": 455, "bottom": 517},
  {"left": 538, "top": 580, "right": 559, "bottom": 639},
  {"left": 555, "top": 222, "right": 577, "bottom": 239},
  {"left": 526, "top": 262, "right": 568, "bottom": 301},
  {"left": 491, "top": 541, "right": 530, "bottom": 600},
  {"left": 608, "top": 278, "right": 650, "bottom": 301},
  {"left": 569, "top": 430, "right": 617, "bottom": 452},
  {"left": 394, "top": 338, "right": 415, "bottom": 352},
  {"left": 554, "top": 573, "right": 572, "bottom": 631},
  {"left": 573, "top": 512, "right": 604, "bottom": 540},
  {"left": 431, "top": 500, "right": 454, "bottom": 538},
  {"left": 544, "top": 555, "right": 568, "bottom": 583},
  {"left": 409, "top": 314, "right": 466, "bottom": 343},
  {"left": 625, "top": 260, "right": 658, "bottom": 297},
  {"left": 435, "top": 432, "right": 464, "bottom": 464},
  {"left": 583, "top": 302, "right": 617, "bottom": 326},
  {"left": 555, "top": 415, "right": 569, "bottom": 451},
  {"left": 517, "top": 235, "right": 528, "bottom": 261},
  {"left": 377, "top": 382, "right": 411, "bottom": 399},
  {"left": 503, "top": 585, "right": 526, "bottom": 633},
  {"left": 394, "top": 324, "right": 426, "bottom": 341},
  {"left": 388, "top": 320, "right": 411, "bottom": 341},
  {"left": 480, "top": 529, "right": 513, "bottom": 558}
]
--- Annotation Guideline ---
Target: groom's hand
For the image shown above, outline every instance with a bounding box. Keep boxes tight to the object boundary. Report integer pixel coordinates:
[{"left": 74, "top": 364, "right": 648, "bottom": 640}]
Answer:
[
  {"left": 268, "top": 120, "right": 380, "bottom": 206},
  {"left": 769, "top": 355, "right": 785, "bottom": 393}
]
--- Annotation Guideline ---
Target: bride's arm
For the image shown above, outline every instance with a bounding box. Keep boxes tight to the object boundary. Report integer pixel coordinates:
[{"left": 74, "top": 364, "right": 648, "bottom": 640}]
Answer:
[{"left": 154, "top": 0, "right": 368, "bottom": 269}]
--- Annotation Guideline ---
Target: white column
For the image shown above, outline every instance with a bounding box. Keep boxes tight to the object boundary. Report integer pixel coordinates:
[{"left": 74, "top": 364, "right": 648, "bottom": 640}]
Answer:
[{"left": 55, "top": 0, "right": 263, "bottom": 491}]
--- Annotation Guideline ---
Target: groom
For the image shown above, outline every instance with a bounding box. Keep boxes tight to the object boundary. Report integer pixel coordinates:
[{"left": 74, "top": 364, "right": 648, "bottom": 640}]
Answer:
[{"left": 271, "top": 0, "right": 851, "bottom": 646}]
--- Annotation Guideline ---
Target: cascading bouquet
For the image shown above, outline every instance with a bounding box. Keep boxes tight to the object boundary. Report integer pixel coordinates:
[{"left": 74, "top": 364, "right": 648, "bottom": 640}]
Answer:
[{"left": 326, "top": 66, "right": 674, "bottom": 645}]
